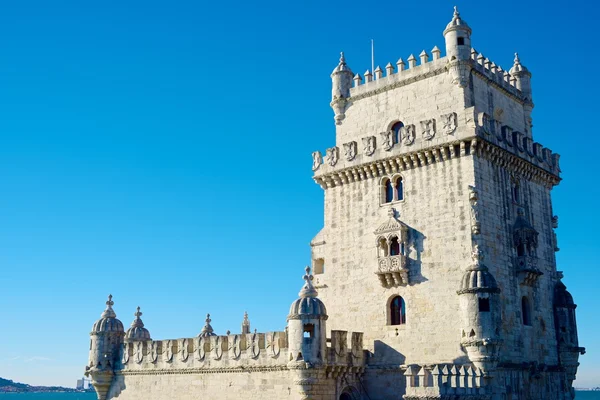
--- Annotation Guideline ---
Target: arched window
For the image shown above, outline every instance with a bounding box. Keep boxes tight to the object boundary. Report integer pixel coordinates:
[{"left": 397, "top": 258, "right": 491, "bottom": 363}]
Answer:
[
  {"left": 384, "top": 179, "right": 394, "bottom": 203},
  {"left": 517, "top": 243, "right": 526, "bottom": 257},
  {"left": 390, "top": 296, "right": 406, "bottom": 325},
  {"left": 378, "top": 237, "right": 389, "bottom": 257},
  {"left": 391, "top": 121, "right": 404, "bottom": 144},
  {"left": 512, "top": 180, "right": 520, "bottom": 204},
  {"left": 390, "top": 236, "right": 400, "bottom": 256},
  {"left": 395, "top": 177, "right": 404, "bottom": 201},
  {"left": 522, "top": 296, "right": 531, "bottom": 326},
  {"left": 340, "top": 394, "right": 352, "bottom": 400}
]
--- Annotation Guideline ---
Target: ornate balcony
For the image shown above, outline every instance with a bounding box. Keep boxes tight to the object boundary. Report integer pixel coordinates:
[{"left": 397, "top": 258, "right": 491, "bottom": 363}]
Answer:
[
  {"left": 515, "top": 255, "right": 543, "bottom": 286},
  {"left": 376, "top": 255, "right": 408, "bottom": 288}
]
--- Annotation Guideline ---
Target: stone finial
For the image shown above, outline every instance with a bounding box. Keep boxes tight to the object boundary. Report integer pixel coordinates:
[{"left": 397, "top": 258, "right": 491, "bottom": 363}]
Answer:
[
  {"left": 385, "top": 62, "right": 394, "bottom": 76},
  {"left": 471, "top": 243, "right": 484, "bottom": 263},
  {"left": 332, "top": 51, "right": 351, "bottom": 74},
  {"left": 101, "top": 294, "right": 116, "bottom": 319},
  {"left": 242, "top": 311, "right": 251, "bottom": 334},
  {"left": 476, "top": 53, "right": 484, "bottom": 65},
  {"left": 131, "top": 306, "right": 144, "bottom": 328},
  {"left": 396, "top": 58, "right": 406, "bottom": 72},
  {"left": 407, "top": 54, "right": 417, "bottom": 68},
  {"left": 374, "top": 65, "right": 383, "bottom": 80},
  {"left": 432, "top": 46, "right": 441, "bottom": 60},
  {"left": 298, "top": 266, "right": 318, "bottom": 298},
  {"left": 419, "top": 50, "right": 429, "bottom": 64},
  {"left": 364, "top": 69, "right": 373, "bottom": 82},
  {"left": 470, "top": 48, "right": 477, "bottom": 60},
  {"left": 199, "top": 313, "right": 216, "bottom": 337},
  {"left": 353, "top": 73, "right": 362, "bottom": 86}
]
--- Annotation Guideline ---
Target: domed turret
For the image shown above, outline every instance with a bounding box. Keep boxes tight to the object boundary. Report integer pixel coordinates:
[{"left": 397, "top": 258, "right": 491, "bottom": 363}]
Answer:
[
  {"left": 241, "top": 311, "right": 251, "bottom": 334},
  {"left": 554, "top": 280, "right": 585, "bottom": 384},
  {"left": 125, "top": 307, "right": 151, "bottom": 342},
  {"left": 510, "top": 53, "right": 534, "bottom": 133},
  {"left": 198, "top": 313, "right": 217, "bottom": 337},
  {"left": 457, "top": 246, "right": 502, "bottom": 375},
  {"left": 443, "top": 6, "right": 472, "bottom": 61},
  {"left": 85, "top": 295, "right": 125, "bottom": 400},
  {"left": 287, "top": 266, "right": 327, "bottom": 366},
  {"left": 330, "top": 52, "right": 354, "bottom": 125}
]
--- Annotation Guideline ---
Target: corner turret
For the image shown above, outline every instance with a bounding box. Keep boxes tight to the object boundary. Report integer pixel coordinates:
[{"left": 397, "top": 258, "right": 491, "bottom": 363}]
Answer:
[
  {"left": 125, "top": 307, "right": 151, "bottom": 342},
  {"left": 457, "top": 246, "right": 502, "bottom": 376},
  {"left": 510, "top": 53, "right": 534, "bottom": 136},
  {"left": 287, "top": 266, "right": 327, "bottom": 366},
  {"left": 85, "top": 295, "right": 124, "bottom": 400},
  {"left": 199, "top": 313, "right": 217, "bottom": 337},
  {"left": 330, "top": 52, "right": 354, "bottom": 125},
  {"left": 443, "top": 6, "right": 472, "bottom": 61},
  {"left": 241, "top": 311, "right": 251, "bottom": 334}
]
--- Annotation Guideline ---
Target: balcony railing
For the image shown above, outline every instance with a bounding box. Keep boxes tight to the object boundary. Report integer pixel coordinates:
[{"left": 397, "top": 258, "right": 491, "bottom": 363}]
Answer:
[{"left": 376, "top": 255, "right": 408, "bottom": 288}]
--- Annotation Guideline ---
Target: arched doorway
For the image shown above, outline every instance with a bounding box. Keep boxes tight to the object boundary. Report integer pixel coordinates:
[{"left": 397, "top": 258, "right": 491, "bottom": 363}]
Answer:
[{"left": 340, "top": 393, "right": 353, "bottom": 400}]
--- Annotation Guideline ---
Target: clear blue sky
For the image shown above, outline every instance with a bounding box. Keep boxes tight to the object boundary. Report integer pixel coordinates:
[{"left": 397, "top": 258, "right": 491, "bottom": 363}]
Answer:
[{"left": 0, "top": 0, "right": 598, "bottom": 388}]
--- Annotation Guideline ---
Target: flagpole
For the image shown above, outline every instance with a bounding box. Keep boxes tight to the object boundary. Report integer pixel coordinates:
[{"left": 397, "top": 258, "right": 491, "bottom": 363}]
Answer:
[{"left": 371, "top": 39, "right": 375, "bottom": 76}]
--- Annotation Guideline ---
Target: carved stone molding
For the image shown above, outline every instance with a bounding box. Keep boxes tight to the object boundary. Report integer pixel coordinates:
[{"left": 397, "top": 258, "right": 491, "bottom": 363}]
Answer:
[
  {"left": 362, "top": 136, "right": 376, "bottom": 156},
  {"left": 441, "top": 112, "right": 457, "bottom": 135},
  {"left": 420, "top": 119, "right": 436, "bottom": 140},
  {"left": 326, "top": 147, "right": 339, "bottom": 166},
  {"left": 343, "top": 141, "right": 357, "bottom": 161},
  {"left": 401, "top": 124, "right": 416, "bottom": 145},
  {"left": 380, "top": 131, "right": 394, "bottom": 151}
]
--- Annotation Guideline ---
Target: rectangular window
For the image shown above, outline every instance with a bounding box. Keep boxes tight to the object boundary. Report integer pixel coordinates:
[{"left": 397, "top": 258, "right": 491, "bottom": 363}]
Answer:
[
  {"left": 478, "top": 298, "right": 490, "bottom": 312},
  {"left": 457, "top": 37, "right": 465, "bottom": 46}
]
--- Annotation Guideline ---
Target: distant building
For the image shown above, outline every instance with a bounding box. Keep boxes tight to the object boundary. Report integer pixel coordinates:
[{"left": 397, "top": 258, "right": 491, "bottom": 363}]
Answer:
[{"left": 84, "top": 7, "right": 584, "bottom": 400}]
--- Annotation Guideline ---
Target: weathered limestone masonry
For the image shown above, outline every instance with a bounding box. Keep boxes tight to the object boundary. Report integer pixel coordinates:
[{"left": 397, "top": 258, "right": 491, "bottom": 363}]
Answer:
[{"left": 85, "top": 7, "right": 583, "bottom": 400}]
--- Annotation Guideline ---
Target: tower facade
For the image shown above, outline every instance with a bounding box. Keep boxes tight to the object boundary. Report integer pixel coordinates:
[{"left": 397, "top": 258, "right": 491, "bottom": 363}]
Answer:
[{"left": 311, "top": 7, "right": 583, "bottom": 400}]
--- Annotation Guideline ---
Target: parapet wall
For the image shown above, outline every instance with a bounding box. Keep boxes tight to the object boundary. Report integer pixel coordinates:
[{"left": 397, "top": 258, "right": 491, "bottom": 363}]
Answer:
[{"left": 120, "top": 330, "right": 366, "bottom": 373}]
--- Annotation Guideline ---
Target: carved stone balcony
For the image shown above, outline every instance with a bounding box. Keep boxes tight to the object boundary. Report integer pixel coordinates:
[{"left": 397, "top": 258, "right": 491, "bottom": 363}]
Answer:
[
  {"left": 376, "top": 255, "right": 408, "bottom": 288},
  {"left": 515, "top": 256, "right": 543, "bottom": 286}
]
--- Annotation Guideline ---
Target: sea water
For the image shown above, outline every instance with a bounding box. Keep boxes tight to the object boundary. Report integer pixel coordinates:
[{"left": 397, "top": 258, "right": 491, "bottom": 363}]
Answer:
[{"left": 1, "top": 392, "right": 599, "bottom": 399}]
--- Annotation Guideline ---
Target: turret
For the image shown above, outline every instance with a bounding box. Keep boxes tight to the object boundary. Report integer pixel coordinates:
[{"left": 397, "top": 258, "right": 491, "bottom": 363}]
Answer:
[
  {"left": 457, "top": 246, "right": 502, "bottom": 375},
  {"left": 85, "top": 295, "right": 124, "bottom": 400},
  {"left": 443, "top": 6, "right": 472, "bottom": 61},
  {"left": 198, "top": 313, "right": 217, "bottom": 337},
  {"left": 125, "top": 306, "right": 151, "bottom": 342},
  {"left": 330, "top": 52, "right": 354, "bottom": 125},
  {"left": 287, "top": 266, "right": 327, "bottom": 366},
  {"left": 241, "top": 311, "right": 251, "bottom": 334},
  {"left": 509, "top": 53, "right": 534, "bottom": 136},
  {"left": 554, "top": 280, "right": 585, "bottom": 385}
]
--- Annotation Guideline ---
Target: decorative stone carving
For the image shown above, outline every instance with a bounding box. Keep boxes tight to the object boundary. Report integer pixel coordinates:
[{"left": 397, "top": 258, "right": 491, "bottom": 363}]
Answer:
[
  {"left": 135, "top": 341, "right": 144, "bottom": 364},
  {"left": 268, "top": 332, "right": 280, "bottom": 358},
  {"left": 362, "top": 136, "right": 376, "bottom": 156},
  {"left": 231, "top": 335, "right": 242, "bottom": 359},
  {"left": 164, "top": 340, "right": 173, "bottom": 362},
  {"left": 380, "top": 131, "right": 394, "bottom": 151},
  {"left": 251, "top": 331, "right": 261, "bottom": 359},
  {"left": 150, "top": 341, "right": 158, "bottom": 363},
  {"left": 401, "top": 124, "right": 416, "bottom": 145},
  {"left": 212, "top": 336, "right": 223, "bottom": 360},
  {"left": 477, "top": 112, "right": 491, "bottom": 136},
  {"left": 325, "top": 147, "right": 339, "bottom": 166},
  {"left": 180, "top": 339, "right": 189, "bottom": 362},
  {"left": 343, "top": 141, "right": 357, "bottom": 161},
  {"left": 468, "top": 185, "right": 480, "bottom": 235},
  {"left": 195, "top": 337, "right": 206, "bottom": 361},
  {"left": 552, "top": 215, "right": 559, "bottom": 252},
  {"left": 420, "top": 119, "right": 436, "bottom": 140},
  {"left": 311, "top": 151, "right": 322, "bottom": 171},
  {"left": 441, "top": 112, "right": 457, "bottom": 135},
  {"left": 374, "top": 208, "right": 410, "bottom": 288},
  {"left": 122, "top": 343, "right": 130, "bottom": 364}
]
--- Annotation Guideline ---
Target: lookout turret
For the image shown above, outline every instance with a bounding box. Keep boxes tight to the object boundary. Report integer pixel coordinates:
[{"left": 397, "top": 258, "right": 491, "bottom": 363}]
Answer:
[{"left": 443, "top": 6, "right": 472, "bottom": 61}]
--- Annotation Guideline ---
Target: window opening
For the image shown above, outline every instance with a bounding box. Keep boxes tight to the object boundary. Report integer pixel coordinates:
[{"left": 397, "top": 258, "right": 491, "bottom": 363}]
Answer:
[
  {"left": 457, "top": 37, "right": 465, "bottom": 46},
  {"left": 303, "top": 324, "right": 314, "bottom": 338},
  {"left": 390, "top": 296, "right": 406, "bottom": 325},
  {"left": 395, "top": 177, "right": 404, "bottom": 201},
  {"left": 390, "top": 237, "right": 400, "bottom": 256},
  {"left": 522, "top": 297, "right": 532, "bottom": 326},
  {"left": 478, "top": 298, "right": 490, "bottom": 312},
  {"left": 391, "top": 121, "right": 404, "bottom": 144},
  {"left": 385, "top": 179, "right": 394, "bottom": 203}
]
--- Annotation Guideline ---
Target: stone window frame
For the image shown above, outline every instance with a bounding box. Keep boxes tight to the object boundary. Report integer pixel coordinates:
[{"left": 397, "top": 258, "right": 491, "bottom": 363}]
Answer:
[
  {"left": 380, "top": 174, "right": 405, "bottom": 206},
  {"left": 387, "top": 294, "right": 407, "bottom": 326}
]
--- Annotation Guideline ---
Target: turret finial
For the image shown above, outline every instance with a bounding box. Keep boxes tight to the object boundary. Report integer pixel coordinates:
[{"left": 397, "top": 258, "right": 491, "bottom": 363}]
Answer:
[
  {"left": 241, "top": 311, "right": 251, "bottom": 334},
  {"left": 101, "top": 294, "right": 117, "bottom": 319},
  {"left": 340, "top": 52, "right": 346, "bottom": 64},
  {"left": 135, "top": 306, "right": 142, "bottom": 318},
  {"left": 454, "top": 5, "right": 459, "bottom": 16},
  {"left": 130, "top": 306, "right": 145, "bottom": 329},
  {"left": 199, "top": 313, "right": 216, "bottom": 337},
  {"left": 514, "top": 52, "right": 520, "bottom": 64},
  {"left": 299, "top": 266, "right": 318, "bottom": 298}
]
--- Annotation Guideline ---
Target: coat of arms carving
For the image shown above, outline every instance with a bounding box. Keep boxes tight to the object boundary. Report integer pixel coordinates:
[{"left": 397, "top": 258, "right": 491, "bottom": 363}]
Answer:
[
  {"left": 421, "top": 119, "right": 436, "bottom": 140},
  {"left": 311, "top": 151, "right": 322, "bottom": 171},
  {"left": 325, "top": 147, "right": 339, "bottom": 166},
  {"left": 380, "top": 131, "right": 394, "bottom": 151},
  {"left": 343, "top": 141, "right": 357, "bottom": 161},
  {"left": 441, "top": 112, "right": 457, "bottom": 135},
  {"left": 362, "top": 136, "right": 376, "bottom": 156},
  {"left": 478, "top": 112, "right": 491, "bottom": 136},
  {"left": 401, "top": 124, "right": 416, "bottom": 145}
]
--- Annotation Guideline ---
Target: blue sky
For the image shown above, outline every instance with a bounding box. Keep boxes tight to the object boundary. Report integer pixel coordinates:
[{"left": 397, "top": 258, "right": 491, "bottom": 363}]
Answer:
[{"left": 0, "top": 0, "right": 598, "bottom": 388}]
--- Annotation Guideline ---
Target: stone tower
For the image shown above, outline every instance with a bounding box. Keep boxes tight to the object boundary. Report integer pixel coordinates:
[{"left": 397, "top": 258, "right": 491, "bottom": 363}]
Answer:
[{"left": 311, "top": 7, "right": 583, "bottom": 400}]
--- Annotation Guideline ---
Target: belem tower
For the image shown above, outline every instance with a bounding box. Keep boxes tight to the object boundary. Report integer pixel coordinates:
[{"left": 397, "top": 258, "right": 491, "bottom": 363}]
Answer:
[{"left": 85, "top": 8, "right": 585, "bottom": 400}]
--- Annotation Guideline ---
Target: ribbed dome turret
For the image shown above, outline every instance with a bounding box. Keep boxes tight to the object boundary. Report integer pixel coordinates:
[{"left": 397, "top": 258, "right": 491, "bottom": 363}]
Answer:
[
  {"left": 288, "top": 267, "right": 327, "bottom": 320},
  {"left": 92, "top": 295, "right": 124, "bottom": 333},
  {"left": 443, "top": 6, "right": 471, "bottom": 35},
  {"left": 199, "top": 313, "right": 217, "bottom": 337},
  {"left": 554, "top": 281, "right": 576, "bottom": 309},
  {"left": 125, "top": 306, "right": 151, "bottom": 341},
  {"left": 331, "top": 52, "right": 352, "bottom": 75},
  {"left": 458, "top": 247, "right": 500, "bottom": 295},
  {"left": 509, "top": 53, "right": 529, "bottom": 75}
]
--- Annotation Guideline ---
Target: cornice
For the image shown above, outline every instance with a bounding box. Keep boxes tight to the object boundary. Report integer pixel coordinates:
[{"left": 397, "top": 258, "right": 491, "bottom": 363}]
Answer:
[
  {"left": 119, "top": 365, "right": 290, "bottom": 376},
  {"left": 313, "top": 138, "right": 560, "bottom": 190}
]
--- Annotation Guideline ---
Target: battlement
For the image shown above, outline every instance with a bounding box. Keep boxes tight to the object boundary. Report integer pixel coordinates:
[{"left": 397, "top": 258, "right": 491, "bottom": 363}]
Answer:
[
  {"left": 403, "top": 364, "right": 489, "bottom": 399},
  {"left": 350, "top": 47, "right": 447, "bottom": 98},
  {"left": 469, "top": 48, "right": 522, "bottom": 99},
  {"left": 119, "top": 329, "right": 366, "bottom": 373}
]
